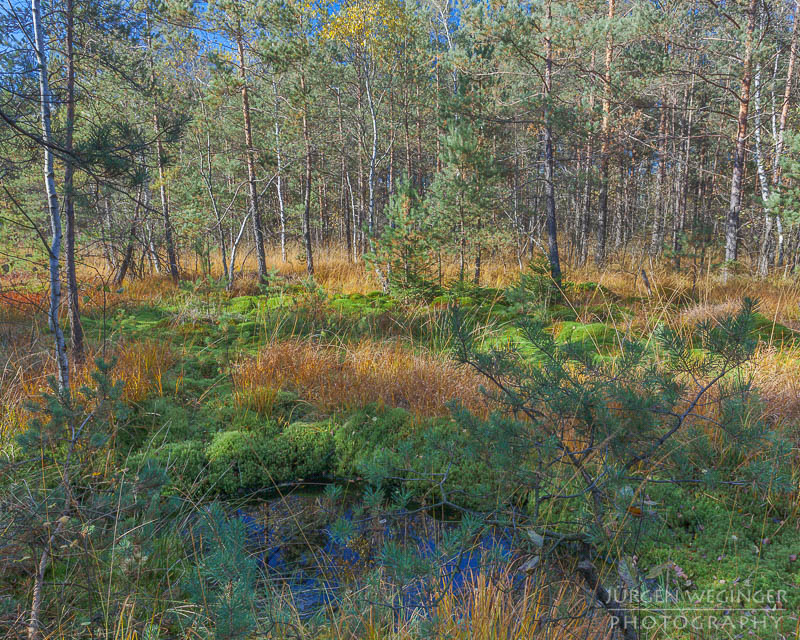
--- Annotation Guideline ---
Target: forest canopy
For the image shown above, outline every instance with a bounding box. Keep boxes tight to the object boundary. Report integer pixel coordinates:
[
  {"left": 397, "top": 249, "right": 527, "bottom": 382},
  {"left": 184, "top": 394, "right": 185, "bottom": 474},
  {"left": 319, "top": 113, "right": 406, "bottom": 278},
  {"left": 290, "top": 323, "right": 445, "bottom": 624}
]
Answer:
[{"left": 3, "top": 0, "right": 800, "bottom": 290}]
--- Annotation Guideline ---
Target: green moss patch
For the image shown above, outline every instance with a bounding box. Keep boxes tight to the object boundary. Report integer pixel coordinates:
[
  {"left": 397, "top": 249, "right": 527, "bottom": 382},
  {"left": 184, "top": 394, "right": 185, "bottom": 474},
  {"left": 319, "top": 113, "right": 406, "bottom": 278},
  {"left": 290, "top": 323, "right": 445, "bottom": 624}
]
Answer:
[{"left": 752, "top": 313, "right": 798, "bottom": 346}]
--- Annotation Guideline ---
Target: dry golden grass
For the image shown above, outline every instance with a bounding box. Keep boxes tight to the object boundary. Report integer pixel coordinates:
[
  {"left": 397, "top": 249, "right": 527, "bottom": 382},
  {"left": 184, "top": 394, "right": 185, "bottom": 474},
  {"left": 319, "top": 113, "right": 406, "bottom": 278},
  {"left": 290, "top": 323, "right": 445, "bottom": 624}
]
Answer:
[
  {"left": 676, "top": 300, "right": 741, "bottom": 327},
  {"left": 0, "top": 403, "right": 26, "bottom": 441},
  {"left": 430, "top": 570, "right": 612, "bottom": 640},
  {"left": 255, "top": 244, "right": 521, "bottom": 293},
  {"left": 73, "top": 244, "right": 524, "bottom": 296},
  {"left": 748, "top": 345, "right": 800, "bottom": 427},
  {"left": 7, "top": 244, "right": 800, "bottom": 433},
  {"left": 232, "top": 338, "right": 489, "bottom": 418},
  {"left": 112, "top": 340, "right": 174, "bottom": 403},
  {"left": 570, "top": 258, "right": 800, "bottom": 328},
  {"left": 61, "top": 244, "right": 800, "bottom": 331},
  {"left": 0, "top": 337, "right": 174, "bottom": 440}
]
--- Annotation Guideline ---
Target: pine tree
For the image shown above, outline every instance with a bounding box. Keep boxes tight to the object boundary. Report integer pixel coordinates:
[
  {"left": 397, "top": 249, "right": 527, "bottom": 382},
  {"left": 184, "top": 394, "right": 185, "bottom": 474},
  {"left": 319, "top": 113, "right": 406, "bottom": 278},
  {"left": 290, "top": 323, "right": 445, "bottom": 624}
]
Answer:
[
  {"left": 426, "top": 122, "right": 502, "bottom": 284},
  {"left": 366, "top": 177, "right": 441, "bottom": 300},
  {"left": 447, "top": 294, "right": 790, "bottom": 636}
]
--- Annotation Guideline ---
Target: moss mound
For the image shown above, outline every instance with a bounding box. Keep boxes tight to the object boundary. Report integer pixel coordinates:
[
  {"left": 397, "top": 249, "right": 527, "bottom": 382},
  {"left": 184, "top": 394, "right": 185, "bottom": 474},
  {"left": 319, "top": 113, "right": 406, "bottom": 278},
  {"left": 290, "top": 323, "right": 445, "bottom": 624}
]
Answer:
[
  {"left": 554, "top": 321, "right": 620, "bottom": 349},
  {"left": 205, "top": 421, "right": 334, "bottom": 494},
  {"left": 752, "top": 313, "right": 797, "bottom": 345}
]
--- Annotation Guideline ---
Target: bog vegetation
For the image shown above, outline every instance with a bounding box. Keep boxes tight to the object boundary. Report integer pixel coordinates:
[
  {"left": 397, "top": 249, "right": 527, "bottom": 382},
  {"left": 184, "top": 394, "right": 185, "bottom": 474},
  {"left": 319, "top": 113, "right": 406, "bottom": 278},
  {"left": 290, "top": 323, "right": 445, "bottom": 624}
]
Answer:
[{"left": 2, "top": 1, "right": 800, "bottom": 639}]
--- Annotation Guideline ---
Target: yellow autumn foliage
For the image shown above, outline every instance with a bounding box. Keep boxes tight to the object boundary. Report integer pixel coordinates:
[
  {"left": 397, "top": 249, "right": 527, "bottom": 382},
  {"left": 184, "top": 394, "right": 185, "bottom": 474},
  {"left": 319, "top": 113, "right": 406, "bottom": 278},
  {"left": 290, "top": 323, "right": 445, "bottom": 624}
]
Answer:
[{"left": 321, "top": 0, "right": 407, "bottom": 53}]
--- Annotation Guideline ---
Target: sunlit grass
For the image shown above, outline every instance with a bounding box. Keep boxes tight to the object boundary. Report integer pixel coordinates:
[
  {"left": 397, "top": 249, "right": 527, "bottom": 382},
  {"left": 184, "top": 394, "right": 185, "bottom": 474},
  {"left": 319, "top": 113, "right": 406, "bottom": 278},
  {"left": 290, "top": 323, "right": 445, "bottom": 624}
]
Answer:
[
  {"left": 3, "top": 246, "right": 800, "bottom": 639},
  {"left": 232, "top": 338, "right": 489, "bottom": 418}
]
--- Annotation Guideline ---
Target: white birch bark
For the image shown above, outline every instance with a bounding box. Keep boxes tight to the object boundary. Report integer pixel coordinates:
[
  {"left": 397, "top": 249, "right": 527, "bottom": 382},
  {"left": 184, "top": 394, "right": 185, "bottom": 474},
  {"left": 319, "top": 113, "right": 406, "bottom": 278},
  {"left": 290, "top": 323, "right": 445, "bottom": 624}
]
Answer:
[{"left": 31, "top": 0, "right": 69, "bottom": 395}]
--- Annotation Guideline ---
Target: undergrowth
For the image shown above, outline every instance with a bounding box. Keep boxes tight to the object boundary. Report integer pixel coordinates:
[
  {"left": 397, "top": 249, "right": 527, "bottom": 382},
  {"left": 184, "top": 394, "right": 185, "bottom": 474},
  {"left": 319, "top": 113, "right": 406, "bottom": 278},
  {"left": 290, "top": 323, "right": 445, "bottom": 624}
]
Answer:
[{"left": 1, "top": 252, "right": 799, "bottom": 639}]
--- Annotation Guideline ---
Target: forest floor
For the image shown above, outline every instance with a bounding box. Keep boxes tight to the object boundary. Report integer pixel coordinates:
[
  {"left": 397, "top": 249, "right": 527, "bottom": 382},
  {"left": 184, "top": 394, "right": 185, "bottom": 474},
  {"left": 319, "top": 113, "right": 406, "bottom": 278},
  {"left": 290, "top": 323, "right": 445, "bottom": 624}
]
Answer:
[{"left": 1, "top": 251, "right": 799, "bottom": 639}]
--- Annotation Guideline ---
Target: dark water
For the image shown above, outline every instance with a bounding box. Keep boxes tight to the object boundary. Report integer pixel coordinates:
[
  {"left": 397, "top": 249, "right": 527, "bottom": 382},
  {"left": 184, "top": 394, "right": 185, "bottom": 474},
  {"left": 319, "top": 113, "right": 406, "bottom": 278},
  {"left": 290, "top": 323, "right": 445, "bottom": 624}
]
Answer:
[{"left": 235, "top": 506, "right": 519, "bottom": 619}]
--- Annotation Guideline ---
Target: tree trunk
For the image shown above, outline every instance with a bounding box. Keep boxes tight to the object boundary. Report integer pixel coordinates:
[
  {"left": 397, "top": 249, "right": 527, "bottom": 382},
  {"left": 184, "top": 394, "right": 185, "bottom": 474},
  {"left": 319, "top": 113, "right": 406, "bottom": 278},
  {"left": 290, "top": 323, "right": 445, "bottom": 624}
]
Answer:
[
  {"left": 237, "top": 30, "right": 268, "bottom": 283},
  {"left": 227, "top": 210, "right": 251, "bottom": 286},
  {"left": 115, "top": 184, "right": 145, "bottom": 286},
  {"left": 578, "top": 54, "right": 597, "bottom": 267},
  {"left": 594, "top": 0, "right": 614, "bottom": 267},
  {"left": 147, "top": 24, "right": 179, "bottom": 283},
  {"left": 31, "top": 0, "right": 69, "bottom": 397},
  {"left": 673, "top": 85, "right": 693, "bottom": 269},
  {"left": 153, "top": 125, "right": 179, "bottom": 282},
  {"left": 754, "top": 63, "right": 773, "bottom": 277},
  {"left": 336, "top": 88, "right": 352, "bottom": 260},
  {"left": 364, "top": 59, "right": 379, "bottom": 240},
  {"left": 650, "top": 88, "right": 668, "bottom": 256},
  {"left": 145, "top": 212, "right": 161, "bottom": 274},
  {"left": 543, "top": 0, "right": 561, "bottom": 284},
  {"left": 63, "top": 0, "right": 84, "bottom": 363},
  {"left": 723, "top": 0, "right": 758, "bottom": 280},
  {"left": 761, "top": 0, "right": 798, "bottom": 274},
  {"left": 473, "top": 215, "right": 482, "bottom": 285},
  {"left": 200, "top": 135, "right": 229, "bottom": 279},
  {"left": 300, "top": 73, "right": 314, "bottom": 275},
  {"left": 273, "top": 77, "right": 287, "bottom": 263}
]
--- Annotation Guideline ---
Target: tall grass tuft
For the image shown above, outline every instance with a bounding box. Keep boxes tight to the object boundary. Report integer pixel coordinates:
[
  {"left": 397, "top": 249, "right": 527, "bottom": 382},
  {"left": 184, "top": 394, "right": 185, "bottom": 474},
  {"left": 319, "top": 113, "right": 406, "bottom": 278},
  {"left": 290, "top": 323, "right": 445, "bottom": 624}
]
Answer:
[
  {"left": 431, "top": 570, "right": 612, "bottom": 640},
  {"left": 233, "top": 338, "right": 489, "bottom": 418}
]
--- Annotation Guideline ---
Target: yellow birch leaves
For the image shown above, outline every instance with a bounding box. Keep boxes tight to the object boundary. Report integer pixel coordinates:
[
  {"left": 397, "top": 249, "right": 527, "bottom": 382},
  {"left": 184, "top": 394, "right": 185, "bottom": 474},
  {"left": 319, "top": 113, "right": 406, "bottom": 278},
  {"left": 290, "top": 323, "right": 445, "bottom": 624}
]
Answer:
[{"left": 321, "top": 0, "right": 407, "bottom": 55}]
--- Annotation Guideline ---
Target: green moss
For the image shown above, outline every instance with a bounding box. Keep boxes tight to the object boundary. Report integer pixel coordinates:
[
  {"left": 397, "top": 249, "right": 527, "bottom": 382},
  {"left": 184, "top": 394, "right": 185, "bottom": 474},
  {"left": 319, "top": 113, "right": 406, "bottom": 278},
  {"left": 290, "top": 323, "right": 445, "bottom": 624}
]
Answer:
[
  {"left": 120, "top": 398, "right": 196, "bottom": 453},
  {"left": 406, "top": 420, "right": 499, "bottom": 509},
  {"left": 226, "top": 295, "right": 260, "bottom": 315},
  {"left": 584, "top": 303, "right": 633, "bottom": 323},
  {"left": 205, "top": 421, "right": 334, "bottom": 495},
  {"left": 282, "top": 421, "right": 336, "bottom": 478},
  {"left": 329, "top": 297, "right": 367, "bottom": 313},
  {"left": 149, "top": 398, "right": 193, "bottom": 438},
  {"left": 329, "top": 292, "right": 396, "bottom": 314},
  {"left": 206, "top": 430, "right": 270, "bottom": 494},
  {"left": 548, "top": 305, "right": 578, "bottom": 322},
  {"left": 638, "top": 485, "right": 800, "bottom": 614},
  {"left": 332, "top": 405, "right": 413, "bottom": 476},
  {"left": 554, "top": 321, "right": 620, "bottom": 349},
  {"left": 330, "top": 407, "right": 502, "bottom": 509},
  {"left": 111, "top": 305, "right": 171, "bottom": 335},
  {"left": 573, "top": 281, "right": 600, "bottom": 293},
  {"left": 122, "top": 394, "right": 259, "bottom": 461},
  {"left": 752, "top": 313, "right": 797, "bottom": 345},
  {"left": 270, "top": 390, "right": 311, "bottom": 423},
  {"left": 129, "top": 440, "right": 207, "bottom": 492},
  {"left": 265, "top": 294, "right": 292, "bottom": 310},
  {"left": 364, "top": 291, "right": 382, "bottom": 299}
]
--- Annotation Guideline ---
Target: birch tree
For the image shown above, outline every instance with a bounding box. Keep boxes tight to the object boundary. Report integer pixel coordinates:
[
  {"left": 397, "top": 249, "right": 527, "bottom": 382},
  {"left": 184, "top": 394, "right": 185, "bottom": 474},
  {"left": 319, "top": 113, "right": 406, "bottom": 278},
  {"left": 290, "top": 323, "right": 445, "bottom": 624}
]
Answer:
[{"left": 31, "top": 0, "right": 69, "bottom": 395}]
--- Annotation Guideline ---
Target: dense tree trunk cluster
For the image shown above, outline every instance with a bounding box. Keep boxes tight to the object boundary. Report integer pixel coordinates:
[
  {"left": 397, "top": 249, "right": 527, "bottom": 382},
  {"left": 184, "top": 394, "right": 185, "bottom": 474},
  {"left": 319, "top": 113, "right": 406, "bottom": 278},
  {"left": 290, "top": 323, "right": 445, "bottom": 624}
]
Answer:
[{"left": 3, "top": 0, "right": 800, "bottom": 320}]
